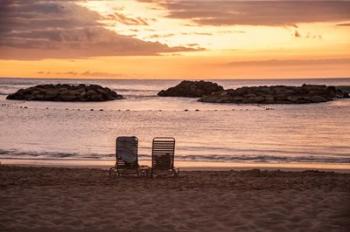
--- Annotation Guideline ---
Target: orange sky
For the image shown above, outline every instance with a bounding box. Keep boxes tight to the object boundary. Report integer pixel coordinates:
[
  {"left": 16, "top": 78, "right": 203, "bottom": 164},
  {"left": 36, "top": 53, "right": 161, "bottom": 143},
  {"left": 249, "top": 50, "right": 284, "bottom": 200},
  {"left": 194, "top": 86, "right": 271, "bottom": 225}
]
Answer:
[{"left": 0, "top": 0, "right": 349, "bottom": 79}]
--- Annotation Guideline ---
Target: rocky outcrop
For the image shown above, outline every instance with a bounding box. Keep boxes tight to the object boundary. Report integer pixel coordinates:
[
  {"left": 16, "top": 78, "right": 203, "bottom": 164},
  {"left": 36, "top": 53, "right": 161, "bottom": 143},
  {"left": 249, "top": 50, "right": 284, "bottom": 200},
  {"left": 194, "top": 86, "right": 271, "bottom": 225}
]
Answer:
[
  {"left": 199, "top": 84, "right": 349, "bottom": 104},
  {"left": 336, "top": 86, "right": 350, "bottom": 95},
  {"left": 6, "top": 84, "right": 123, "bottom": 102},
  {"left": 158, "top": 80, "right": 224, "bottom": 98}
]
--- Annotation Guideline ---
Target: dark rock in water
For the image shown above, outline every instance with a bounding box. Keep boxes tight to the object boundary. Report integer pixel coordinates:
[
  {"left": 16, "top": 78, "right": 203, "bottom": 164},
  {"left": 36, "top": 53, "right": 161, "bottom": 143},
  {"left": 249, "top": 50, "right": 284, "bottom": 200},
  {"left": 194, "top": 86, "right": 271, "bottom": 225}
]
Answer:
[
  {"left": 158, "top": 80, "right": 224, "bottom": 98},
  {"left": 336, "top": 86, "right": 350, "bottom": 97},
  {"left": 6, "top": 84, "right": 123, "bottom": 102},
  {"left": 199, "top": 84, "right": 348, "bottom": 104}
]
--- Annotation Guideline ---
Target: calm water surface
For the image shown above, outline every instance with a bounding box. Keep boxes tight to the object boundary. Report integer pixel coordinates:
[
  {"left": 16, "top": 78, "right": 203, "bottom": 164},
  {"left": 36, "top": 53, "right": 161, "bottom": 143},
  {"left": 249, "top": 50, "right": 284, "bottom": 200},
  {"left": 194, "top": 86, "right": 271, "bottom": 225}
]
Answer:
[{"left": 0, "top": 78, "right": 349, "bottom": 165}]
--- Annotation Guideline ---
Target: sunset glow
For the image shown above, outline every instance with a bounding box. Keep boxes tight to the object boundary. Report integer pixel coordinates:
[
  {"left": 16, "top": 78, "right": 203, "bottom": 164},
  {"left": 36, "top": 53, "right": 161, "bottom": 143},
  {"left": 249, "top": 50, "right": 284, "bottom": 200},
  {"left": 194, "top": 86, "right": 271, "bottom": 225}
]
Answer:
[{"left": 1, "top": 0, "right": 350, "bottom": 79}]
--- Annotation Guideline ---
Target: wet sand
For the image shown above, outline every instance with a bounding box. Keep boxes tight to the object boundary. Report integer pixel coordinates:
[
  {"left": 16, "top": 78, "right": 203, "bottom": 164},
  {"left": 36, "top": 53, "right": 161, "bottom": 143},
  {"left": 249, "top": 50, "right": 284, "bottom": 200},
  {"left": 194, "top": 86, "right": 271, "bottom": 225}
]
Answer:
[{"left": 1, "top": 165, "right": 350, "bottom": 232}]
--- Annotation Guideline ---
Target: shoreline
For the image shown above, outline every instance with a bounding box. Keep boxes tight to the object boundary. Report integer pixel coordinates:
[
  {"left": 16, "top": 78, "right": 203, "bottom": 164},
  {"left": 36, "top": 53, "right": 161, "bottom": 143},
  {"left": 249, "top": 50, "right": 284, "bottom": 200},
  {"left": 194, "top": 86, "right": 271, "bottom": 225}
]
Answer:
[{"left": 1, "top": 158, "right": 350, "bottom": 173}]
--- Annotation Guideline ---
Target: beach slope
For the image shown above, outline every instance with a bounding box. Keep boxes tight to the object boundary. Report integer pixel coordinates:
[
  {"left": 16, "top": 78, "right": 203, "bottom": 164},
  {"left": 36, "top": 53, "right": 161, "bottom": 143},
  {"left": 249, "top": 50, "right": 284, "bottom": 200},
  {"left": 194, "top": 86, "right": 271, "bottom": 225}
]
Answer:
[{"left": 1, "top": 166, "right": 349, "bottom": 232}]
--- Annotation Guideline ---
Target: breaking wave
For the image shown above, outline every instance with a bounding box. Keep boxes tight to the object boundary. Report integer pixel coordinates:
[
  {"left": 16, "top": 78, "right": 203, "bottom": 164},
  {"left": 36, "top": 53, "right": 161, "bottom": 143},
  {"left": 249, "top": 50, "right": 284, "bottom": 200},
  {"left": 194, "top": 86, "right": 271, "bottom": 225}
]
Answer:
[{"left": 1, "top": 149, "right": 349, "bottom": 164}]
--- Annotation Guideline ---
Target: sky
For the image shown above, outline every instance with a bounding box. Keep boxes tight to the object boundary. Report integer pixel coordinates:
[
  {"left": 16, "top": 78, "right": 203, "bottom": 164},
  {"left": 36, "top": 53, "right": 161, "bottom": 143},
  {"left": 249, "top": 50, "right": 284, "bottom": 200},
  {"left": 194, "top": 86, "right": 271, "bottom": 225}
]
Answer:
[{"left": 0, "top": 0, "right": 349, "bottom": 79}]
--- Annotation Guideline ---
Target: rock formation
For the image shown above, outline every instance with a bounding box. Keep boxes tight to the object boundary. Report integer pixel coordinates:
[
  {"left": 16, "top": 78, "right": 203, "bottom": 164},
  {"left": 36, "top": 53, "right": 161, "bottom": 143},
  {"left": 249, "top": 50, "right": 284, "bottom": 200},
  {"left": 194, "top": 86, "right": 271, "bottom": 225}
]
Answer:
[
  {"left": 158, "top": 80, "right": 224, "bottom": 98},
  {"left": 199, "top": 84, "right": 349, "bottom": 104},
  {"left": 336, "top": 86, "right": 350, "bottom": 95},
  {"left": 7, "top": 84, "right": 123, "bottom": 102}
]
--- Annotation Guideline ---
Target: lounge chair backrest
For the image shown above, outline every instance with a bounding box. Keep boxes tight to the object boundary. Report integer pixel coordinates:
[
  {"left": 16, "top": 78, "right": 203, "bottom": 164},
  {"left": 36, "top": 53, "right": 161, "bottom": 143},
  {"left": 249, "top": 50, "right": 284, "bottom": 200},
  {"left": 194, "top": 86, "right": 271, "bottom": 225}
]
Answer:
[
  {"left": 116, "top": 136, "right": 138, "bottom": 169},
  {"left": 152, "top": 137, "right": 175, "bottom": 170}
]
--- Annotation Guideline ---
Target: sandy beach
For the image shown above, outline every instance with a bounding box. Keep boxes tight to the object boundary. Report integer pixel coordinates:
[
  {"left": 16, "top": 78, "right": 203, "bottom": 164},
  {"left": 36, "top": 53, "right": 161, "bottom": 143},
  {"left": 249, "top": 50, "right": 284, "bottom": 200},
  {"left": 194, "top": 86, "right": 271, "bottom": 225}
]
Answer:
[{"left": 1, "top": 165, "right": 349, "bottom": 232}]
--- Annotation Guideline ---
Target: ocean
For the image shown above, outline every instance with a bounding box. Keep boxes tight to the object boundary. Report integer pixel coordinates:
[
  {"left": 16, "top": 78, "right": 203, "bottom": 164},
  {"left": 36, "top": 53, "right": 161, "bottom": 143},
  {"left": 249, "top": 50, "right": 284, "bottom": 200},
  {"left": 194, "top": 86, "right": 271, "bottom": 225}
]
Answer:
[{"left": 0, "top": 77, "right": 350, "bottom": 166}]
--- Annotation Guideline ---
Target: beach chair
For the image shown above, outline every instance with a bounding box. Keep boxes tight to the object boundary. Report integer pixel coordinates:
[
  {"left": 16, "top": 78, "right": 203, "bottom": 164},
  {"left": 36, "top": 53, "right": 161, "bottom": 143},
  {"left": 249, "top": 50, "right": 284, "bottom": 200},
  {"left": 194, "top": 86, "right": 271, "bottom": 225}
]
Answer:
[
  {"left": 109, "top": 136, "right": 140, "bottom": 177},
  {"left": 151, "top": 137, "right": 178, "bottom": 177}
]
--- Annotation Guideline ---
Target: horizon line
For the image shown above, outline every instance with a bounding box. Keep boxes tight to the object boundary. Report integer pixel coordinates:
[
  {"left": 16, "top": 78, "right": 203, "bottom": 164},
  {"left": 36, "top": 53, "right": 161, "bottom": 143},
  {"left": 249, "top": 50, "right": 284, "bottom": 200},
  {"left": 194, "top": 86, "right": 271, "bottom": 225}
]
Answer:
[{"left": 1, "top": 76, "right": 350, "bottom": 82}]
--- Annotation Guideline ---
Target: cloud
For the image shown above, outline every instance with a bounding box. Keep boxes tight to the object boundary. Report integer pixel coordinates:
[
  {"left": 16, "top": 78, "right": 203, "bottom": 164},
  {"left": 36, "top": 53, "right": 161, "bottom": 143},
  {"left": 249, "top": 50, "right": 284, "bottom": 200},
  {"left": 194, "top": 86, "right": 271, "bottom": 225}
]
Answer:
[
  {"left": 104, "top": 13, "right": 149, "bottom": 26},
  {"left": 226, "top": 58, "right": 350, "bottom": 67},
  {"left": 336, "top": 23, "right": 350, "bottom": 27},
  {"left": 186, "top": 43, "right": 201, "bottom": 48},
  {"left": 142, "top": 1, "right": 350, "bottom": 26},
  {"left": 294, "top": 30, "right": 302, "bottom": 38},
  {"left": 0, "top": 0, "right": 197, "bottom": 60},
  {"left": 148, "top": 33, "right": 176, "bottom": 39},
  {"left": 292, "top": 30, "right": 322, "bottom": 39},
  {"left": 38, "top": 71, "right": 126, "bottom": 78}
]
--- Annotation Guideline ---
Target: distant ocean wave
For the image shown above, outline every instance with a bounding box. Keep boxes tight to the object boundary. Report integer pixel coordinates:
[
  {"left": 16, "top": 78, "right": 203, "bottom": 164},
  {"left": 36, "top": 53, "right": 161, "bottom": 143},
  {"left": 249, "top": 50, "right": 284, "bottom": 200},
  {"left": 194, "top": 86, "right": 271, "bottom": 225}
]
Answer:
[
  {"left": 1, "top": 149, "right": 349, "bottom": 164},
  {"left": 112, "top": 88, "right": 158, "bottom": 92}
]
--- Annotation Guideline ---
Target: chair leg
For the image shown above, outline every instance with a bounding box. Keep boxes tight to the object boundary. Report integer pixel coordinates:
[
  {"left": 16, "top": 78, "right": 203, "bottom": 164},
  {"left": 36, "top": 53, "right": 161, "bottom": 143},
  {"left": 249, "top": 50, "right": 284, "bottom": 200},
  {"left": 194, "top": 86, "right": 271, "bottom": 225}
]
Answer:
[
  {"left": 109, "top": 167, "right": 116, "bottom": 178},
  {"left": 172, "top": 168, "right": 179, "bottom": 177}
]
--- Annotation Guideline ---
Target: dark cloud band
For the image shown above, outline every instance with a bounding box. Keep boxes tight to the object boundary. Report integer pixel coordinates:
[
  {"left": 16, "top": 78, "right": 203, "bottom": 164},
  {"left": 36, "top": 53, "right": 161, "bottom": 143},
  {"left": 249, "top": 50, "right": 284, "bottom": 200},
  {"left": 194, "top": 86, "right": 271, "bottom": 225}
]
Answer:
[
  {"left": 0, "top": 0, "right": 197, "bottom": 59},
  {"left": 146, "top": 1, "right": 350, "bottom": 26}
]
